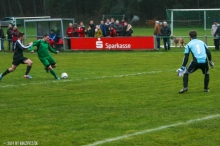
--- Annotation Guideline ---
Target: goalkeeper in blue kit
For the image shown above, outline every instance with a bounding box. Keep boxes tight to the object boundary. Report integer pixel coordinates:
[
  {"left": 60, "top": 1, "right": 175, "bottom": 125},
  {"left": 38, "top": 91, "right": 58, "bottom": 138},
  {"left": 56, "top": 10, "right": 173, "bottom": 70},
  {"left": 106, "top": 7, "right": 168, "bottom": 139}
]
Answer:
[{"left": 177, "top": 30, "right": 214, "bottom": 93}]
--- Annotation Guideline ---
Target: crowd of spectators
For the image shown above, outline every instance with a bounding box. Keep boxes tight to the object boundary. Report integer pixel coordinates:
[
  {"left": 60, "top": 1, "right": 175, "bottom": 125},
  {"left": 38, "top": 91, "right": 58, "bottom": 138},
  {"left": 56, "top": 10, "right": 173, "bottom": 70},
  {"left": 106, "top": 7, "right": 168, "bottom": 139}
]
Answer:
[
  {"left": 154, "top": 21, "right": 171, "bottom": 50},
  {"left": 66, "top": 18, "right": 133, "bottom": 39},
  {"left": 65, "top": 18, "right": 134, "bottom": 49},
  {"left": 0, "top": 18, "right": 134, "bottom": 50},
  {"left": 0, "top": 24, "right": 20, "bottom": 52}
]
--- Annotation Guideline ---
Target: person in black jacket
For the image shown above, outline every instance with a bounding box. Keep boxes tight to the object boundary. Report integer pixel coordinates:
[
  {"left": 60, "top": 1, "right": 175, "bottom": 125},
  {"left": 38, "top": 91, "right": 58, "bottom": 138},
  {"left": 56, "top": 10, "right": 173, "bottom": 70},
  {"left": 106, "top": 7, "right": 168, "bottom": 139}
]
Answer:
[
  {"left": 89, "top": 20, "right": 95, "bottom": 37},
  {"left": 122, "top": 22, "right": 128, "bottom": 36},
  {"left": 114, "top": 20, "right": 123, "bottom": 36},
  {"left": 7, "top": 24, "right": 13, "bottom": 51},
  {"left": 109, "top": 18, "right": 115, "bottom": 28},
  {"left": 161, "top": 21, "right": 171, "bottom": 50},
  {"left": 0, "top": 25, "right": 5, "bottom": 51},
  {"left": 105, "top": 18, "right": 111, "bottom": 37},
  {"left": 126, "top": 24, "right": 133, "bottom": 36},
  {"left": 0, "top": 32, "right": 33, "bottom": 81},
  {"left": 86, "top": 26, "right": 93, "bottom": 37}
]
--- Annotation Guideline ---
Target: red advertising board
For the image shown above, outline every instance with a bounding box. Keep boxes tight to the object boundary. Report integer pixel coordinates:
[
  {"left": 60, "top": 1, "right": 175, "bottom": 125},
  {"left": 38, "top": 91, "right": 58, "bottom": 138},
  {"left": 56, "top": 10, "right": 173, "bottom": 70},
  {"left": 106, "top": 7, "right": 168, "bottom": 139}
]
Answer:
[{"left": 70, "top": 37, "right": 154, "bottom": 50}]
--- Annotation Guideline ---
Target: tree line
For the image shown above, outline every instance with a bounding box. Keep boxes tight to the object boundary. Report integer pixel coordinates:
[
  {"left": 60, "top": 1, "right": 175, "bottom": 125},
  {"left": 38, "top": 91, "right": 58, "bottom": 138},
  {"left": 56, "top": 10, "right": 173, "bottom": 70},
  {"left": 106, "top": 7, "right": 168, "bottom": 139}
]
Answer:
[{"left": 0, "top": 0, "right": 220, "bottom": 25}]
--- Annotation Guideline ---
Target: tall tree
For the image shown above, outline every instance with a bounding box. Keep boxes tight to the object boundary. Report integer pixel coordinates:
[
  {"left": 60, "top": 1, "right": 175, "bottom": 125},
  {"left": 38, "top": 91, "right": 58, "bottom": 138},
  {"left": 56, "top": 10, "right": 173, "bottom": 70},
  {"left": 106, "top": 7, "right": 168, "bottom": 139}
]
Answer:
[
  {"left": 43, "top": 0, "right": 47, "bottom": 15},
  {"left": 33, "top": 0, "right": 37, "bottom": 16},
  {"left": 8, "top": 0, "right": 13, "bottom": 16},
  {"left": 1, "top": 0, "right": 220, "bottom": 22},
  {"left": 1, "top": 0, "right": 6, "bottom": 16},
  {"left": 17, "top": 0, "right": 24, "bottom": 16}
]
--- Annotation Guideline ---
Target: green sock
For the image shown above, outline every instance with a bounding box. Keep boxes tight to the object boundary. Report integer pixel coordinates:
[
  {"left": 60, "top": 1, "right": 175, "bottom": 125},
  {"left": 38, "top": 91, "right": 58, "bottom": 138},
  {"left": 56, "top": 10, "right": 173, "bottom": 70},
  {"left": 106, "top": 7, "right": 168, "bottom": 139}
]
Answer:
[{"left": 50, "top": 70, "right": 57, "bottom": 78}]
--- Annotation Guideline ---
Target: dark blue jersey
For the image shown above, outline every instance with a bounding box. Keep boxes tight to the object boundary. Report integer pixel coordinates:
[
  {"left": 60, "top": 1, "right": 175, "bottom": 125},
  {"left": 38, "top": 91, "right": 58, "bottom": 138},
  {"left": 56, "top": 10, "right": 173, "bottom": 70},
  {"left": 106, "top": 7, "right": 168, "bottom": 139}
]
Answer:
[{"left": 13, "top": 40, "right": 31, "bottom": 60}]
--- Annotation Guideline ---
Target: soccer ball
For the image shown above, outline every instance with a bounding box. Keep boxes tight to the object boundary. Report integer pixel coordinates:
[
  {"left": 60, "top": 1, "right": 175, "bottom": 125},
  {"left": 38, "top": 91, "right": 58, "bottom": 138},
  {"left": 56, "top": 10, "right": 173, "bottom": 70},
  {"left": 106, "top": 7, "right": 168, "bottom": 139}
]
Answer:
[{"left": 61, "top": 72, "right": 68, "bottom": 79}]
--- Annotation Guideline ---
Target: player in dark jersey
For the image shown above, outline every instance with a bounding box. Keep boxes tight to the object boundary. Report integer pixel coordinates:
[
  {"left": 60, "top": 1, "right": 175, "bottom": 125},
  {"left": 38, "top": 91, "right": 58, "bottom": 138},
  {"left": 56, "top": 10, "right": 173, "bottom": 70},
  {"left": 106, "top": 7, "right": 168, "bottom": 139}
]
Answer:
[
  {"left": 0, "top": 32, "right": 33, "bottom": 81},
  {"left": 177, "top": 30, "right": 214, "bottom": 93}
]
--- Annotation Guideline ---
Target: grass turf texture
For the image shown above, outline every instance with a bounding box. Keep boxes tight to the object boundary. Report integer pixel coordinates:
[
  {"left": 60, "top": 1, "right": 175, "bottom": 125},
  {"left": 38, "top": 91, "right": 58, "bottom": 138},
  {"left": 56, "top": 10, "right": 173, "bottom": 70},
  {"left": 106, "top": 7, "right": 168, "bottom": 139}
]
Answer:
[{"left": 0, "top": 49, "right": 220, "bottom": 146}]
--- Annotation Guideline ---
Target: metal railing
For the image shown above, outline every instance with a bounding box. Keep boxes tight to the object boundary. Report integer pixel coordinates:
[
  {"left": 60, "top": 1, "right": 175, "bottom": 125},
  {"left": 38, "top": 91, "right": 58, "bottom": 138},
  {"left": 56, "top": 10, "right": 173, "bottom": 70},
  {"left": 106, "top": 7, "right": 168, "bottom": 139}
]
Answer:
[{"left": 154, "top": 35, "right": 217, "bottom": 49}]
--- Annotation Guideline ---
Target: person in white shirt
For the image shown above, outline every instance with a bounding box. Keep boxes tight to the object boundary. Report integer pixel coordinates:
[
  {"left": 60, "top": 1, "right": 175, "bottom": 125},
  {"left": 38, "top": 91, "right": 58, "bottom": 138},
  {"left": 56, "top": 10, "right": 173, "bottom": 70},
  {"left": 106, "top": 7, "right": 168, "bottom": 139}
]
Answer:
[{"left": 211, "top": 19, "right": 219, "bottom": 50}]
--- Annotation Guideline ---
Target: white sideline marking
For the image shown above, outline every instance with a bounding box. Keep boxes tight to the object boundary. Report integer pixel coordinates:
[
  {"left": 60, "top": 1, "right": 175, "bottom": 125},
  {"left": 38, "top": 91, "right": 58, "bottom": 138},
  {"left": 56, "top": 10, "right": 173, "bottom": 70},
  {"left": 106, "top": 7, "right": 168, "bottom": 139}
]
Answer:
[
  {"left": 85, "top": 114, "right": 220, "bottom": 146},
  {"left": 0, "top": 70, "right": 170, "bottom": 88}
]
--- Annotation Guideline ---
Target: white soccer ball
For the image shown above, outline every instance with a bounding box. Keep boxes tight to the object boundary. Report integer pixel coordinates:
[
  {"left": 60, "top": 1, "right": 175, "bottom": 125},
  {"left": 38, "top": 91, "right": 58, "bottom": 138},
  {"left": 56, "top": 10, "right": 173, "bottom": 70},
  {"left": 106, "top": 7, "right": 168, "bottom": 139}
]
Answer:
[{"left": 61, "top": 72, "right": 68, "bottom": 79}]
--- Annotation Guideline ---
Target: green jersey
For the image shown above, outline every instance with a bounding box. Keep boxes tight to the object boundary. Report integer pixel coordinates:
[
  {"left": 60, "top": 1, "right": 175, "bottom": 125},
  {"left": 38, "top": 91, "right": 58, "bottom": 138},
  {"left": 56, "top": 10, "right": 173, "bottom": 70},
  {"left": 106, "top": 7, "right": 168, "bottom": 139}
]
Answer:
[{"left": 33, "top": 40, "right": 57, "bottom": 59}]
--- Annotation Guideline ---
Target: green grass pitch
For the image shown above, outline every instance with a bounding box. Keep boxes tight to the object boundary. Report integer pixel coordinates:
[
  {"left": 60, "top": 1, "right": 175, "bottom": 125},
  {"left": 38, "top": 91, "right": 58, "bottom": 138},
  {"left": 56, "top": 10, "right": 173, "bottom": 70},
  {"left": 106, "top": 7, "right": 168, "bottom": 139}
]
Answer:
[{"left": 0, "top": 49, "right": 220, "bottom": 146}]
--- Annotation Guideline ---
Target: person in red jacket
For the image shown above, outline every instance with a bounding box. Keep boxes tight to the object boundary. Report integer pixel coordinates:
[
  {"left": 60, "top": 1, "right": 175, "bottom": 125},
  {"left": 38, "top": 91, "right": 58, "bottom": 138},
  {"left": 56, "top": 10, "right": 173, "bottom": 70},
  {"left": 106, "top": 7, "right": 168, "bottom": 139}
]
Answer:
[
  {"left": 66, "top": 23, "right": 75, "bottom": 49},
  {"left": 77, "top": 22, "right": 86, "bottom": 37},
  {"left": 11, "top": 26, "right": 20, "bottom": 52},
  {"left": 109, "top": 26, "right": 117, "bottom": 37}
]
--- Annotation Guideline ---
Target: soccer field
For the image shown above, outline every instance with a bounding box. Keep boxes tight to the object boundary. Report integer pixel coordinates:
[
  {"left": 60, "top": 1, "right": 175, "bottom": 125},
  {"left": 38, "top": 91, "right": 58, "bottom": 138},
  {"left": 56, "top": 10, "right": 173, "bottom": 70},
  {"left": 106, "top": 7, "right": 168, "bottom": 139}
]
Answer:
[{"left": 0, "top": 50, "right": 220, "bottom": 146}]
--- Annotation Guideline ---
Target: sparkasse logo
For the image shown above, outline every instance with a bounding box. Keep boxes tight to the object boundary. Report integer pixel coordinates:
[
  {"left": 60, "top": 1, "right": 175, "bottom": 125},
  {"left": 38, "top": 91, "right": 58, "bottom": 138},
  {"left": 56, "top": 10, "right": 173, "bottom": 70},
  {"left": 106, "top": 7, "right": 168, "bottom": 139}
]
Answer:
[{"left": 96, "top": 38, "right": 103, "bottom": 49}]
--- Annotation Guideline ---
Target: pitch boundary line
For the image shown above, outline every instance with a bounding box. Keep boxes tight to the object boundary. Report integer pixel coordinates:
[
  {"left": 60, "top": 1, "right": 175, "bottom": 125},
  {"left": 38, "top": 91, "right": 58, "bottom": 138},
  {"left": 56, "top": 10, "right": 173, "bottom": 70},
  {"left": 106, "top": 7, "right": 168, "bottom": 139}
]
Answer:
[
  {"left": 85, "top": 114, "right": 220, "bottom": 146},
  {"left": 0, "top": 70, "right": 171, "bottom": 88}
]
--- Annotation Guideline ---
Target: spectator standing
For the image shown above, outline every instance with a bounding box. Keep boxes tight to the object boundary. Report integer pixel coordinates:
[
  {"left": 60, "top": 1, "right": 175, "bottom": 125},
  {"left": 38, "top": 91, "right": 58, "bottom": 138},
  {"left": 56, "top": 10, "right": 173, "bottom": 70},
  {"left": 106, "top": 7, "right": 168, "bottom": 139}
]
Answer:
[
  {"left": 89, "top": 20, "right": 95, "bottom": 37},
  {"left": 0, "top": 25, "right": 5, "bottom": 51},
  {"left": 161, "top": 21, "right": 171, "bottom": 50},
  {"left": 77, "top": 22, "right": 86, "bottom": 37},
  {"left": 214, "top": 24, "right": 220, "bottom": 47},
  {"left": 126, "top": 24, "right": 133, "bottom": 36},
  {"left": 94, "top": 25, "right": 103, "bottom": 38},
  {"left": 73, "top": 23, "right": 79, "bottom": 37},
  {"left": 7, "top": 24, "right": 13, "bottom": 51},
  {"left": 105, "top": 18, "right": 111, "bottom": 36},
  {"left": 121, "top": 20, "right": 126, "bottom": 27},
  {"left": 154, "top": 20, "right": 161, "bottom": 50},
  {"left": 122, "top": 22, "right": 128, "bottom": 36},
  {"left": 109, "top": 18, "right": 115, "bottom": 28},
  {"left": 211, "top": 19, "right": 219, "bottom": 50},
  {"left": 66, "top": 23, "right": 75, "bottom": 49},
  {"left": 48, "top": 30, "right": 57, "bottom": 48},
  {"left": 11, "top": 26, "right": 20, "bottom": 52},
  {"left": 86, "top": 26, "right": 93, "bottom": 37},
  {"left": 109, "top": 26, "right": 117, "bottom": 37},
  {"left": 114, "top": 20, "right": 123, "bottom": 36},
  {"left": 100, "top": 21, "right": 106, "bottom": 37}
]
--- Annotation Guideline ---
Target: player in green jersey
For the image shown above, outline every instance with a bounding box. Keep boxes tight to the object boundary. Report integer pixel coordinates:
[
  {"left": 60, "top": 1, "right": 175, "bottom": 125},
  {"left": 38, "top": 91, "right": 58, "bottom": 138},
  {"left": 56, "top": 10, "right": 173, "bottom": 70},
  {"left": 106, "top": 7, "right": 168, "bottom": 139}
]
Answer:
[{"left": 32, "top": 34, "right": 60, "bottom": 80}]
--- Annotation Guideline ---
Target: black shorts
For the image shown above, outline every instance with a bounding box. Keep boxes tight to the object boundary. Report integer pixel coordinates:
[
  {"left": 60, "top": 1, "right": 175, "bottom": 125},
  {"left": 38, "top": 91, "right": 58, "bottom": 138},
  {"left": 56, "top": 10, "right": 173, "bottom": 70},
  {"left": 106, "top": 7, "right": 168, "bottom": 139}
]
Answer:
[
  {"left": 12, "top": 57, "right": 28, "bottom": 66},
  {"left": 186, "top": 61, "right": 209, "bottom": 74}
]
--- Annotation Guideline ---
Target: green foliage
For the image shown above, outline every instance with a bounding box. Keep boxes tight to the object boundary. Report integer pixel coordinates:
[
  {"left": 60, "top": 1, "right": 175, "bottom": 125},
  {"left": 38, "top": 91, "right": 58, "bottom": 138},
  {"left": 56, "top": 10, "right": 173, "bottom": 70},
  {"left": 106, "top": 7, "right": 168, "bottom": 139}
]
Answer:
[{"left": 1, "top": 0, "right": 220, "bottom": 24}]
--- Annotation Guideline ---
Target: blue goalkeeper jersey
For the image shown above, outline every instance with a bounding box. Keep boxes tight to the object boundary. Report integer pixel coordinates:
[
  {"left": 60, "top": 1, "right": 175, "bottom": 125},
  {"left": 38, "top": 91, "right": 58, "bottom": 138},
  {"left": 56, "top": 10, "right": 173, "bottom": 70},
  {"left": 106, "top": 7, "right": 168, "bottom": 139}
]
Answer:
[{"left": 184, "top": 39, "right": 208, "bottom": 63}]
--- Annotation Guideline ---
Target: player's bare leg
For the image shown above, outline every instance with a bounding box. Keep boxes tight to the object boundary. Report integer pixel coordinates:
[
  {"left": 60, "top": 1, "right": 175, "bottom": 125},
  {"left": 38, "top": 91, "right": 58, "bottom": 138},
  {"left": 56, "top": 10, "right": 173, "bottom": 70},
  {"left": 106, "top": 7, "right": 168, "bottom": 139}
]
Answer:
[
  {"left": 44, "top": 64, "right": 56, "bottom": 73},
  {"left": 52, "top": 64, "right": 57, "bottom": 68},
  {"left": 8, "top": 65, "right": 17, "bottom": 72}
]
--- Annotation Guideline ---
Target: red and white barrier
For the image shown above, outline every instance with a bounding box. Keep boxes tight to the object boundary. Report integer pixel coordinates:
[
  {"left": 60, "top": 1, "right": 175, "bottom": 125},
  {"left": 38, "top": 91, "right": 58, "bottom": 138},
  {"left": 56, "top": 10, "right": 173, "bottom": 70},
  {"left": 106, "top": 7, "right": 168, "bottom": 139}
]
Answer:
[{"left": 70, "top": 37, "right": 154, "bottom": 50}]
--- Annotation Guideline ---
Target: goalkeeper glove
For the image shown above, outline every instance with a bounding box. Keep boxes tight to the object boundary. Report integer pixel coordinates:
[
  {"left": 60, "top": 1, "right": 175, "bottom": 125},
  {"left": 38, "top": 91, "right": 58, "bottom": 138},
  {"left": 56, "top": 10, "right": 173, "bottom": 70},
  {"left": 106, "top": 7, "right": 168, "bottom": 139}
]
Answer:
[
  {"left": 176, "top": 66, "right": 186, "bottom": 76},
  {"left": 209, "top": 61, "right": 214, "bottom": 68}
]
